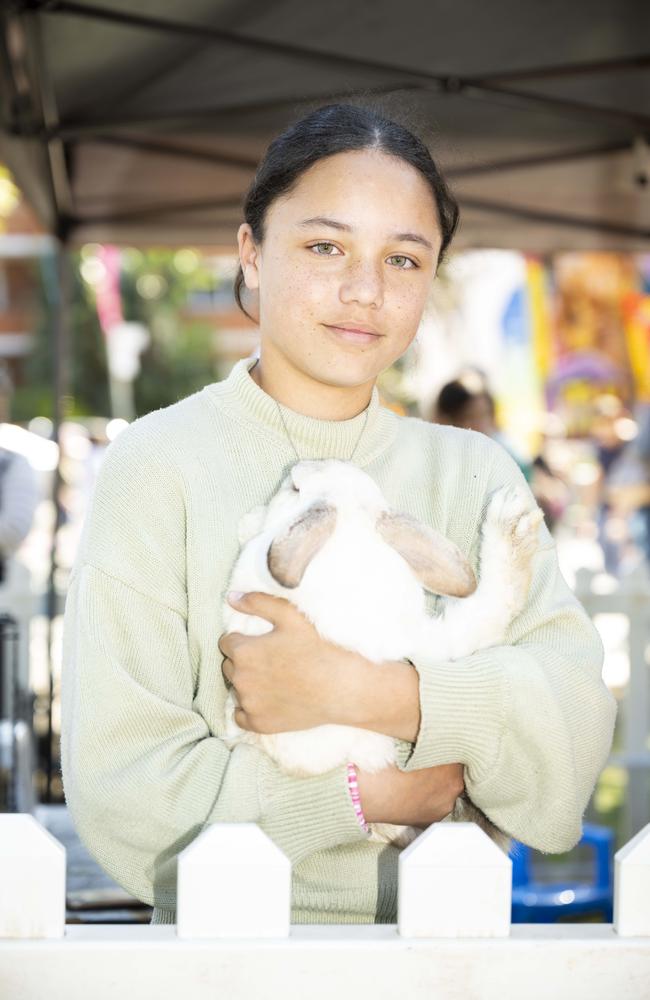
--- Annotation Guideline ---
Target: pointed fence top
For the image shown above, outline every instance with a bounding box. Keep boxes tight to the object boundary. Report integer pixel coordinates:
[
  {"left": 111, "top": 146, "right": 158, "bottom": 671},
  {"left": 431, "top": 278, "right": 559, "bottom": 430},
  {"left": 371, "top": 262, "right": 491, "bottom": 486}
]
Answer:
[
  {"left": 0, "top": 813, "right": 66, "bottom": 859},
  {"left": 180, "top": 822, "right": 291, "bottom": 868},
  {"left": 400, "top": 822, "right": 512, "bottom": 868},
  {"left": 615, "top": 822, "right": 650, "bottom": 866}
]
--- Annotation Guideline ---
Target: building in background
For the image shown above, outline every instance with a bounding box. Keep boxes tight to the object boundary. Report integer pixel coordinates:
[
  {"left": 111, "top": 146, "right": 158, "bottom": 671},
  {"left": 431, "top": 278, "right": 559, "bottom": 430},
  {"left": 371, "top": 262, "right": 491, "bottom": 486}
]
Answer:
[{"left": 0, "top": 169, "right": 54, "bottom": 400}]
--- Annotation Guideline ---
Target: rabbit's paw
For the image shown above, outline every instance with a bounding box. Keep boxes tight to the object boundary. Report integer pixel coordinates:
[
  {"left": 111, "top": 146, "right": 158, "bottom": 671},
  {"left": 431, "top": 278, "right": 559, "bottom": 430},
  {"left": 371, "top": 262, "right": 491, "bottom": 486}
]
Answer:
[
  {"left": 483, "top": 485, "right": 543, "bottom": 563},
  {"left": 476, "top": 486, "right": 544, "bottom": 622}
]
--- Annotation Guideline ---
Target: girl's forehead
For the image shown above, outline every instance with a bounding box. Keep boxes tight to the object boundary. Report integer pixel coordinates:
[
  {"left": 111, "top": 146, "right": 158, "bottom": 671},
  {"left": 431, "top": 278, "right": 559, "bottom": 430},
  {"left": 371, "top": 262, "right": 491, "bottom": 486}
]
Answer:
[{"left": 267, "top": 150, "right": 440, "bottom": 238}]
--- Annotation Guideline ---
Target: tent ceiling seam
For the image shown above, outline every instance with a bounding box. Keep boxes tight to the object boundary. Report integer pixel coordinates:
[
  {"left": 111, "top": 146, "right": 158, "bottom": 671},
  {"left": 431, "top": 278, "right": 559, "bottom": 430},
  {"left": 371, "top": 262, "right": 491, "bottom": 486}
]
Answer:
[
  {"left": 24, "top": 2, "right": 650, "bottom": 131},
  {"left": 460, "top": 197, "right": 650, "bottom": 239}
]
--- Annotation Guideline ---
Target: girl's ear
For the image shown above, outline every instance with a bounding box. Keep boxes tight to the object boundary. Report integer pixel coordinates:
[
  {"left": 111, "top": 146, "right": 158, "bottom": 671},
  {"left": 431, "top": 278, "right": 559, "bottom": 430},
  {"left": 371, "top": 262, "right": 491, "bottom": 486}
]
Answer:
[{"left": 237, "top": 223, "right": 260, "bottom": 291}]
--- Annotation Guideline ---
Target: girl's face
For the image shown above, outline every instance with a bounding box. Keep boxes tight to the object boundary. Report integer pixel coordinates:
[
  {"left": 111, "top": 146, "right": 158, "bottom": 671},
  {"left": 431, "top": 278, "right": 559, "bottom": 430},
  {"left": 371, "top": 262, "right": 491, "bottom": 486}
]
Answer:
[{"left": 238, "top": 149, "right": 443, "bottom": 392}]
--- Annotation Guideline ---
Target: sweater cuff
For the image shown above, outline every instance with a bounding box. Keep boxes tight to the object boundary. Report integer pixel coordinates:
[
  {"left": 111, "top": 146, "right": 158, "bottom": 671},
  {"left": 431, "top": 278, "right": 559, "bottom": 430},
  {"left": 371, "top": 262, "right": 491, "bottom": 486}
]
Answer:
[
  {"left": 205, "top": 743, "right": 370, "bottom": 868},
  {"left": 397, "top": 648, "right": 510, "bottom": 784}
]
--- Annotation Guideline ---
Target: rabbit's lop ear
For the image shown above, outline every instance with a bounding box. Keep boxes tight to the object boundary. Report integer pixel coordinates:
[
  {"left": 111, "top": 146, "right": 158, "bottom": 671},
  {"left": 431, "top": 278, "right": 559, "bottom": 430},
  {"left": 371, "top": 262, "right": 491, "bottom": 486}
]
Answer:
[
  {"left": 376, "top": 511, "right": 477, "bottom": 597},
  {"left": 267, "top": 503, "right": 337, "bottom": 588}
]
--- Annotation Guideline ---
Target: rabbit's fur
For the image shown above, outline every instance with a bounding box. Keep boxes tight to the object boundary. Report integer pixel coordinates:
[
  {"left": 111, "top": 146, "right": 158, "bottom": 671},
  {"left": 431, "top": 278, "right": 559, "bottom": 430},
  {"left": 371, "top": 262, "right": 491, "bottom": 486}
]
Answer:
[{"left": 221, "top": 459, "right": 544, "bottom": 853}]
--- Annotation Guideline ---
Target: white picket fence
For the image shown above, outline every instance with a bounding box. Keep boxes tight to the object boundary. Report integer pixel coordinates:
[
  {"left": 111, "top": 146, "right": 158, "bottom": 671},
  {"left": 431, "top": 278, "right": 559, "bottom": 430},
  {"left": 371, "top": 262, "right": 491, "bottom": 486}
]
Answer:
[{"left": 1, "top": 816, "right": 650, "bottom": 1000}]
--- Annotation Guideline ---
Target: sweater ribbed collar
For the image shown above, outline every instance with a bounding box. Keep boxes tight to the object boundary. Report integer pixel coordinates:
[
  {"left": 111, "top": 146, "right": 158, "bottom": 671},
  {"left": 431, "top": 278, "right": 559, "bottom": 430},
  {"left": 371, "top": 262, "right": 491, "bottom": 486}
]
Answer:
[{"left": 206, "top": 355, "right": 397, "bottom": 464}]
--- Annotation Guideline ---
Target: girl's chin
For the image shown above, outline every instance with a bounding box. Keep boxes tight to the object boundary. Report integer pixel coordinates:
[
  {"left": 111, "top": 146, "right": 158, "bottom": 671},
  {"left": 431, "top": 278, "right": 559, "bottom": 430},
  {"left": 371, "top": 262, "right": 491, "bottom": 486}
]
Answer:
[{"left": 303, "top": 367, "right": 382, "bottom": 392}]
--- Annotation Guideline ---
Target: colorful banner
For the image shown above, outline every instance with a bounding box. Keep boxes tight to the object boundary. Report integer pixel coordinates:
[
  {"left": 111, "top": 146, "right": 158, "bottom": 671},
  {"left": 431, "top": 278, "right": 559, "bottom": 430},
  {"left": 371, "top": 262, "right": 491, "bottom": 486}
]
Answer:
[
  {"left": 548, "top": 253, "right": 640, "bottom": 434},
  {"left": 621, "top": 292, "right": 650, "bottom": 404},
  {"left": 94, "top": 245, "right": 124, "bottom": 335},
  {"left": 495, "top": 255, "right": 547, "bottom": 457}
]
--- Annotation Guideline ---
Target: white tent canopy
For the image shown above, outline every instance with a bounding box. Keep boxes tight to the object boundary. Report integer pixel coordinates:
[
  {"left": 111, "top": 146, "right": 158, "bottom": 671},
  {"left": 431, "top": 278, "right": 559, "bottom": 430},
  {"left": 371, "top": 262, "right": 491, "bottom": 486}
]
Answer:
[{"left": 0, "top": 0, "right": 649, "bottom": 252}]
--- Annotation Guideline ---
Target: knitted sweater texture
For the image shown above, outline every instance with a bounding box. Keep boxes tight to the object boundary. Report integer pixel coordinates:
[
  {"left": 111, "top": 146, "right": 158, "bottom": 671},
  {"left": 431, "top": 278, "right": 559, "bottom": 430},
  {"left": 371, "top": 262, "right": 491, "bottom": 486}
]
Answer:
[{"left": 60, "top": 357, "right": 617, "bottom": 925}]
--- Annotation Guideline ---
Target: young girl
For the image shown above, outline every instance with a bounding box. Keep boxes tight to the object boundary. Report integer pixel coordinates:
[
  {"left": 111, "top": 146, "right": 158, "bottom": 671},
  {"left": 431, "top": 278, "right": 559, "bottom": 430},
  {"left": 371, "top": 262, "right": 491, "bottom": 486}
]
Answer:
[{"left": 60, "top": 103, "right": 616, "bottom": 926}]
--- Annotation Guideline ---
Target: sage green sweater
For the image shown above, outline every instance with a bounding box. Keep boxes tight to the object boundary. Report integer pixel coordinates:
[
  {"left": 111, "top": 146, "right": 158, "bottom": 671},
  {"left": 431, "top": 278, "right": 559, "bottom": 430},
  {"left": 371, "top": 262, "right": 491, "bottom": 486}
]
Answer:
[{"left": 60, "top": 356, "right": 617, "bottom": 926}]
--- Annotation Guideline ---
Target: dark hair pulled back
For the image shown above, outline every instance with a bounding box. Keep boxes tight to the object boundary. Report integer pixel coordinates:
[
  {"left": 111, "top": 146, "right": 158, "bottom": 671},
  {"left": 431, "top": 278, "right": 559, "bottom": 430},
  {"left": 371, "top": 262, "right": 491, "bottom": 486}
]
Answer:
[{"left": 234, "top": 102, "right": 460, "bottom": 322}]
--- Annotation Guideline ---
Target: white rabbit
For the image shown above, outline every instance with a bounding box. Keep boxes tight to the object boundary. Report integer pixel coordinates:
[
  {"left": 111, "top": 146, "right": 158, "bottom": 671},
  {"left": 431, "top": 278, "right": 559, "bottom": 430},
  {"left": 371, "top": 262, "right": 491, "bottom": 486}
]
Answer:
[{"left": 220, "top": 459, "right": 544, "bottom": 852}]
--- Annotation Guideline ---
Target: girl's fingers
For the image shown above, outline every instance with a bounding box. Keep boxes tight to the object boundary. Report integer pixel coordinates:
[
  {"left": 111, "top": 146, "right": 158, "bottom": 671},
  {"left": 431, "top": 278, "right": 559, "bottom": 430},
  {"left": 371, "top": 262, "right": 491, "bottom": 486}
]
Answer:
[
  {"left": 221, "top": 656, "right": 233, "bottom": 687},
  {"left": 218, "top": 630, "right": 245, "bottom": 660},
  {"left": 229, "top": 591, "right": 295, "bottom": 626}
]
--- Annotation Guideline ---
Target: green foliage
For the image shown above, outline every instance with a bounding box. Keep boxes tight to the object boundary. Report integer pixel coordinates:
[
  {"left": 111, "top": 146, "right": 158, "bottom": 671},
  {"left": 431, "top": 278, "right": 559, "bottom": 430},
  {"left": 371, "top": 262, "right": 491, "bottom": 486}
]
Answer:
[{"left": 13, "top": 247, "right": 222, "bottom": 422}]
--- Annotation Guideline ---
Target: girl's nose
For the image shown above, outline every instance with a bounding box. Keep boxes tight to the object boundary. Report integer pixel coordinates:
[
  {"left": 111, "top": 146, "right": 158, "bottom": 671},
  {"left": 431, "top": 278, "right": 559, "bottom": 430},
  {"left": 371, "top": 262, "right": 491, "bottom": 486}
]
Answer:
[{"left": 338, "top": 260, "right": 384, "bottom": 309}]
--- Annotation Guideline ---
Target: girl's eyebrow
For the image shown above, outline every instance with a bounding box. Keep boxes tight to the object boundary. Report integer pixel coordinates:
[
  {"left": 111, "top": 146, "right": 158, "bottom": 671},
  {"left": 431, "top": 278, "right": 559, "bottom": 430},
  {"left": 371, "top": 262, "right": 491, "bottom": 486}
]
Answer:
[{"left": 295, "top": 216, "right": 434, "bottom": 252}]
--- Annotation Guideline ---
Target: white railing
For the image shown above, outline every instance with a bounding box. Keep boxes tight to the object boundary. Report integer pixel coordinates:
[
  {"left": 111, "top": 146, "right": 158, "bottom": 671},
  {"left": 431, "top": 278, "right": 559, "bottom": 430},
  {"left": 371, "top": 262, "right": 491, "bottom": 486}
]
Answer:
[
  {"left": 1, "top": 816, "right": 649, "bottom": 1000},
  {"left": 576, "top": 561, "right": 650, "bottom": 843}
]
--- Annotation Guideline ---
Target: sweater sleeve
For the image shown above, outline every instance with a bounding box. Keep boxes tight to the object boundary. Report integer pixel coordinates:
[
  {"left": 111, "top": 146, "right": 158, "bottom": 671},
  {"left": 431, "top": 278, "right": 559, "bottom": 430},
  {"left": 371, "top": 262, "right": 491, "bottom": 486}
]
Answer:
[
  {"left": 396, "top": 438, "right": 618, "bottom": 854},
  {"left": 60, "top": 430, "right": 368, "bottom": 914}
]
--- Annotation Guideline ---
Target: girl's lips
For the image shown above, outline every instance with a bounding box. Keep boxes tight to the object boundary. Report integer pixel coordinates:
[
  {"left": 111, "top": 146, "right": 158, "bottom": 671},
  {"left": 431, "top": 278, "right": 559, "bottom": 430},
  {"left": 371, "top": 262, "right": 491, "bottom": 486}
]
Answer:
[{"left": 324, "top": 324, "right": 382, "bottom": 345}]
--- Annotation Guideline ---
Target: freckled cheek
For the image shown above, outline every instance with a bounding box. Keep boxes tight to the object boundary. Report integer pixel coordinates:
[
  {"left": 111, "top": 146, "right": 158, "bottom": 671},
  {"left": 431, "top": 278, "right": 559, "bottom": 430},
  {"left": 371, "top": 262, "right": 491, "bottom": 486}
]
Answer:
[
  {"left": 261, "top": 258, "right": 309, "bottom": 317},
  {"left": 388, "top": 284, "right": 425, "bottom": 329},
  {"left": 284, "top": 263, "right": 333, "bottom": 323}
]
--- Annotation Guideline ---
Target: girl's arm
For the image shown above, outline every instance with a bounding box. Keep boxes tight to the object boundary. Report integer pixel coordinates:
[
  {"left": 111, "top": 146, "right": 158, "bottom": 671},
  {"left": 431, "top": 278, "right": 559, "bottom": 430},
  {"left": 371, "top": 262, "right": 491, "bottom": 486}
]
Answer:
[
  {"left": 60, "top": 425, "right": 369, "bottom": 915},
  {"left": 350, "top": 658, "right": 422, "bottom": 743}
]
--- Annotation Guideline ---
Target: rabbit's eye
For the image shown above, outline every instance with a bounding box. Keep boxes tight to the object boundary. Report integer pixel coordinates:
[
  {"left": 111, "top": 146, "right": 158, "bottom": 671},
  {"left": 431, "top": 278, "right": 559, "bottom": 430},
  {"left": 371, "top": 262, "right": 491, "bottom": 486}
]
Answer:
[{"left": 291, "top": 484, "right": 300, "bottom": 492}]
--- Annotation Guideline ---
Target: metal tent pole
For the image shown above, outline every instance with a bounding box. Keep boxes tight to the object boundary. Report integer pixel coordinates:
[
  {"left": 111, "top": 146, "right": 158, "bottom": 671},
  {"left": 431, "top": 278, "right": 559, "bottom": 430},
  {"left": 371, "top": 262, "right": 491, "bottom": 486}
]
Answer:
[{"left": 43, "top": 237, "right": 71, "bottom": 803}]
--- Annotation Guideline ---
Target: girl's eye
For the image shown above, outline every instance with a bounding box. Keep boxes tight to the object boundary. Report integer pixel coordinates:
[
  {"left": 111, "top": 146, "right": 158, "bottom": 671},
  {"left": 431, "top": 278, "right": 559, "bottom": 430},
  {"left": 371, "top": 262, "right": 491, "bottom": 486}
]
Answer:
[
  {"left": 308, "top": 244, "right": 418, "bottom": 270},
  {"left": 310, "top": 242, "right": 341, "bottom": 256},
  {"left": 387, "top": 254, "right": 417, "bottom": 269}
]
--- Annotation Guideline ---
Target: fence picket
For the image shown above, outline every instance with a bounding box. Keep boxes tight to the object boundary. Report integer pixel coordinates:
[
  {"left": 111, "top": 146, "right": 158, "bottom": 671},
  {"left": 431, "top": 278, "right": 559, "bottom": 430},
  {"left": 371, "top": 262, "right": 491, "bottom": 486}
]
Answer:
[
  {"left": 614, "top": 821, "right": 650, "bottom": 936},
  {"left": 0, "top": 813, "right": 65, "bottom": 939},
  {"left": 176, "top": 822, "right": 291, "bottom": 939},
  {"left": 398, "top": 822, "right": 512, "bottom": 937}
]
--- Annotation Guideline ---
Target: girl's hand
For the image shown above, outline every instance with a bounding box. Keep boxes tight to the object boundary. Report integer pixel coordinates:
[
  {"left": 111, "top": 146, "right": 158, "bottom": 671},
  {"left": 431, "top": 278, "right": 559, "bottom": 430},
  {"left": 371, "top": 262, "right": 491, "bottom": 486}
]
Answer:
[
  {"left": 355, "top": 762, "right": 466, "bottom": 826},
  {"left": 219, "top": 591, "right": 366, "bottom": 734}
]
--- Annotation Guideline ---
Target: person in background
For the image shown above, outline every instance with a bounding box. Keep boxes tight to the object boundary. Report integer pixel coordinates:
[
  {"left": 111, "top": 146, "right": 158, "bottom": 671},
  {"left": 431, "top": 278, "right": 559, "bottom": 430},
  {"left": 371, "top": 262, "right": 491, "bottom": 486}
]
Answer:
[
  {"left": 431, "top": 370, "right": 568, "bottom": 533},
  {"left": 432, "top": 370, "right": 532, "bottom": 479},
  {"left": 0, "top": 362, "right": 38, "bottom": 583}
]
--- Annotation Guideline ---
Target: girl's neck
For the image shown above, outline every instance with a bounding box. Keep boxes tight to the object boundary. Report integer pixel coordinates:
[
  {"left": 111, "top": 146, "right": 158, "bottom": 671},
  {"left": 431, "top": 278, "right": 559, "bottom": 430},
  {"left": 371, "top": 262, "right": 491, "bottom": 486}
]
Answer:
[{"left": 248, "top": 354, "right": 375, "bottom": 421}]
